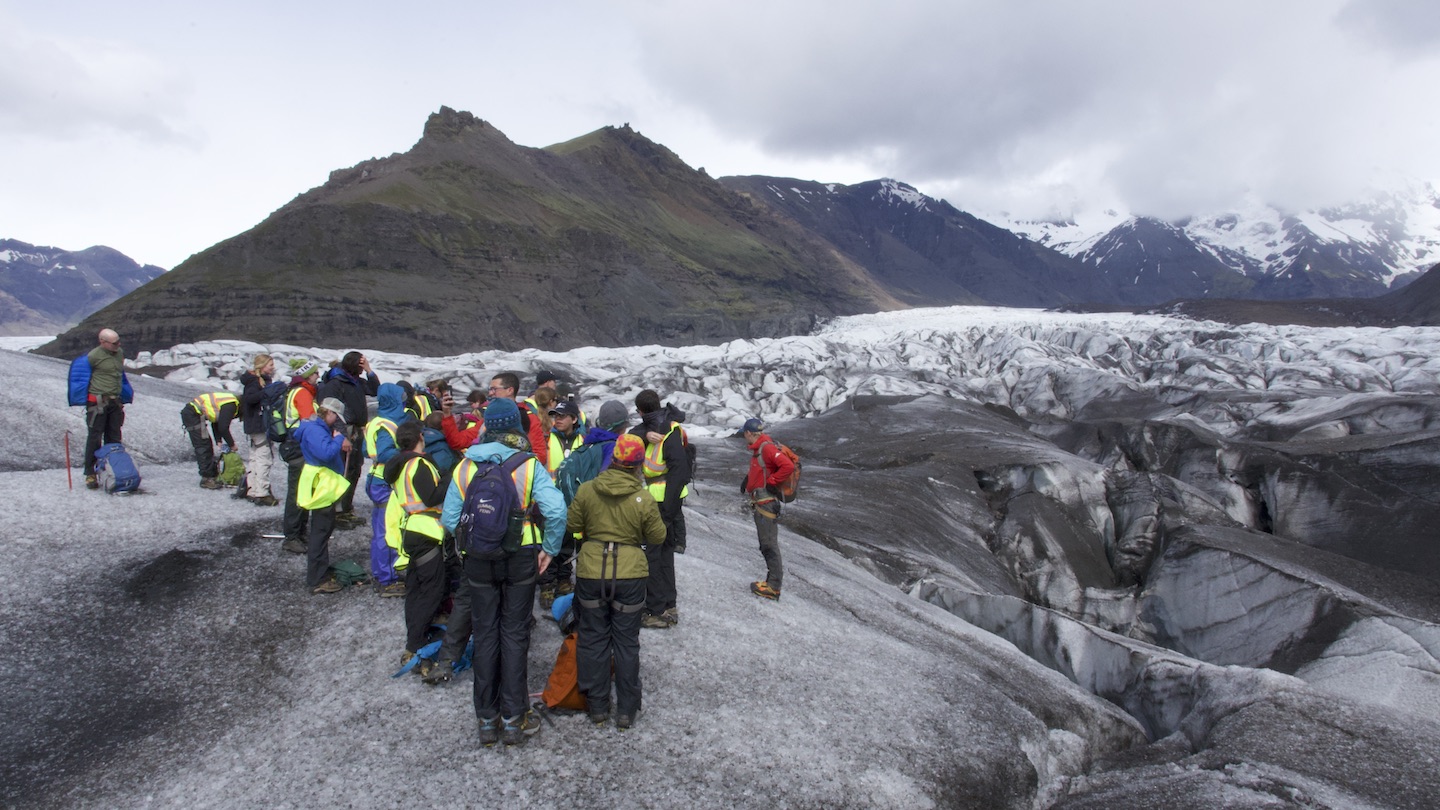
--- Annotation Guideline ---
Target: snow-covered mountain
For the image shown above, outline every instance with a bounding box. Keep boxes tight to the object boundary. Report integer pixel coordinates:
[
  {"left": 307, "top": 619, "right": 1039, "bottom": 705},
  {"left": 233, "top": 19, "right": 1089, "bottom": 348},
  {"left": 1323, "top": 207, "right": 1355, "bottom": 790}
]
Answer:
[
  {"left": 996, "top": 181, "right": 1440, "bottom": 301},
  {"left": 0, "top": 239, "right": 165, "bottom": 335},
  {"left": 7, "top": 307, "right": 1440, "bottom": 807}
]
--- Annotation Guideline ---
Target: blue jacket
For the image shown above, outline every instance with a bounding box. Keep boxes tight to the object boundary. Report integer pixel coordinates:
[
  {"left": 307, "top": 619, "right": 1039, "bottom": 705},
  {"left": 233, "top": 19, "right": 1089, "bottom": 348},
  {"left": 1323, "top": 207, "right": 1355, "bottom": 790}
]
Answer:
[
  {"left": 67, "top": 355, "right": 134, "bottom": 407},
  {"left": 441, "top": 441, "right": 567, "bottom": 554},
  {"left": 424, "top": 427, "right": 458, "bottom": 472},
  {"left": 371, "top": 383, "right": 407, "bottom": 465},
  {"left": 293, "top": 417, "right": 347, "bottom": 473}
]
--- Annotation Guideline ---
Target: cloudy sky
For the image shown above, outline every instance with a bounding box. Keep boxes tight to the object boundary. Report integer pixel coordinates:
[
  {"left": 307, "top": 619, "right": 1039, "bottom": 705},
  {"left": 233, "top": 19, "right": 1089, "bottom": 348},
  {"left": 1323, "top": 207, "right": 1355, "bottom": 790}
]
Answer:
[{"left": 4, "top": 0, "right": 1438, "bottom": 269}]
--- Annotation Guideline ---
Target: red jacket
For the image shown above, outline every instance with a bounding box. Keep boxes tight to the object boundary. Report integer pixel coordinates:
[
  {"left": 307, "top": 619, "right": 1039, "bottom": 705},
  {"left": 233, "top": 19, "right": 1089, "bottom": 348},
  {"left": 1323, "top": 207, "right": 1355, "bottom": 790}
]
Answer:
[
  {"left": 440, "top": 413, "right": 481, "bottom": 450},
  {"left": 745, "top": 434, "right": 795, "bottom": 497}
]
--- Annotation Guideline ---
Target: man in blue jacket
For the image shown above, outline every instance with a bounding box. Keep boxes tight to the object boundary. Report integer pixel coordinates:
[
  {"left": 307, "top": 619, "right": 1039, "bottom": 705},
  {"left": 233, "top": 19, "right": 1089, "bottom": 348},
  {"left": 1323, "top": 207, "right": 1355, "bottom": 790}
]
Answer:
[
  {"left": 440, "top": 397, "right": 566, "bottom": 746},
  {"left": 68, "top": 328, "right": 133, "bottom": 489},
  {"left": 293, "top": 397, "right": 353, "bottom": 594}
]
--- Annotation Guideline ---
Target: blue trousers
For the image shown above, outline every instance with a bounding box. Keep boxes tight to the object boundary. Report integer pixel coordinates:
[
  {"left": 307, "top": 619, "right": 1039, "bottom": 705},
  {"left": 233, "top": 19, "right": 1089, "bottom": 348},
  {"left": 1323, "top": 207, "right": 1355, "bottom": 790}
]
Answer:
[{"left": 367, "top": 476, "right": 399, "bottom": 585}]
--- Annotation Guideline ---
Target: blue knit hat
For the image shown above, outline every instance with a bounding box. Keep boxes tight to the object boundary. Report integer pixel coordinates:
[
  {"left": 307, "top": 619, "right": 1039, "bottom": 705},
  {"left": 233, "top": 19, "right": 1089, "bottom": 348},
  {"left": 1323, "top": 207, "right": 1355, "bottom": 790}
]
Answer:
[{"left": 484, "top": 397, "right": 522, "bottom": 434}]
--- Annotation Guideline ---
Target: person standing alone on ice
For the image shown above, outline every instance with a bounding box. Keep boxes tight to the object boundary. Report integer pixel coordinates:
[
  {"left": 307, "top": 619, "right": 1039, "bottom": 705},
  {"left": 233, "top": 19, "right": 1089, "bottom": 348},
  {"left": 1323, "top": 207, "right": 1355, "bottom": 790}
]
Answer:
[
  {"left": 741, "top": 418, "right": 795, "bottom": 601},
  {"left": 70, "top": 328, "right": 132, "bottom": 490}
]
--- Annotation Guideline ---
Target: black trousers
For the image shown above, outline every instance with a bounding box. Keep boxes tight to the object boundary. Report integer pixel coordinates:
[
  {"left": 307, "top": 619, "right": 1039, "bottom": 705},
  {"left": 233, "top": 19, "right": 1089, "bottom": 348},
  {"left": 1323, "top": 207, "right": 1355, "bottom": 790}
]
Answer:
[
  {"left": 83, "top": 401, "right": 124, "bottom": 477},
  {"left": 437, "top": 552, "right": 472, "bottom": 665},
  {"left": 181, "top": 405, "right": 218, "bottom": 479},
  {"left": 576, "top": 577, "right": 645, "bottom": 716},
  {"left": 402, "top": 538, "right": 449, "bottom": 653},
  {"left": 306, "top": 504, "right": 335, "bottom": 587},
  {"left": 645, "top": 509, "right": 683, "bottom": 615},
  {"left": 283, "top": 455, "right": 309, "bottom": 543},
  {"left": 466, "top": 548, "right": 539, "bottom": 720}
]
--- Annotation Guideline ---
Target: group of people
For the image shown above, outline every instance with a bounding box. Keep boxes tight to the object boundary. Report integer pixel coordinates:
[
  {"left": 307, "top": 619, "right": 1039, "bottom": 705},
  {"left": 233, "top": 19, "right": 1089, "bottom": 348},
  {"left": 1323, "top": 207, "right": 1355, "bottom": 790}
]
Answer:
[{"left": 72, "top": 328, "right": 799, "bottom": 747}]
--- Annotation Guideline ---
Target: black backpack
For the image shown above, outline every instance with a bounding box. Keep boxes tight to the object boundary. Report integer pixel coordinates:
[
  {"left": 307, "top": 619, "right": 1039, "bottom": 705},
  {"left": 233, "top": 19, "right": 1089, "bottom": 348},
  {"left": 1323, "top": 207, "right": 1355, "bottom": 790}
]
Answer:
[
  {"left": 261, "top": 380, "right": 292, "bottom": 443},
  {"left": 455, "top": 453, "right": 534, "bottom": 559}
]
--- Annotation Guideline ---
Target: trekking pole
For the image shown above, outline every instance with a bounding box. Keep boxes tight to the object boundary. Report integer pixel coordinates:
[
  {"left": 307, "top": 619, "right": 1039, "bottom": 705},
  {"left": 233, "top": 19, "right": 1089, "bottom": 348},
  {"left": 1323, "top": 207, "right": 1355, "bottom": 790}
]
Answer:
[{"left": 65, "top": 431, "right": 73, "bottom": 491}]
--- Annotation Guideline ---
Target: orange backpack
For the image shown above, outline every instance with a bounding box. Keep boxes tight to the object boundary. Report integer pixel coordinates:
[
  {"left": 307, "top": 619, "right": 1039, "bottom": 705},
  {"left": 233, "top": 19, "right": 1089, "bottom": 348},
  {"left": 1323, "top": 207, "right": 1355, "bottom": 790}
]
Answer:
[
  {"left": 761, "top": 441, "right": 802, "bottom": 503},
  {"left": 542, "top": 632, "right": 587, "bottom": 711}
]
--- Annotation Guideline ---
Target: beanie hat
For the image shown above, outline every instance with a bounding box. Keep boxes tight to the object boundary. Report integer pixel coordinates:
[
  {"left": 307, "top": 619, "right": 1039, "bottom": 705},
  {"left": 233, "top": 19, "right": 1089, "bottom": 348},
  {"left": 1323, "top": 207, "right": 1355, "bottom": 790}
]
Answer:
[
  {"left": 597, "top": 400, "right": 628, "bottom": 431},
  {"left": 292, "top": 359, "right": 319, "bottom": 379},
  {"left": 484, "top": 397, "right": 522, "bottom": 434},
  {"left": 611, "top": 434, "right": 645, "bottom": 467},
  {"left": 742, "top": 417, "right": 766, "bottom": 434}
]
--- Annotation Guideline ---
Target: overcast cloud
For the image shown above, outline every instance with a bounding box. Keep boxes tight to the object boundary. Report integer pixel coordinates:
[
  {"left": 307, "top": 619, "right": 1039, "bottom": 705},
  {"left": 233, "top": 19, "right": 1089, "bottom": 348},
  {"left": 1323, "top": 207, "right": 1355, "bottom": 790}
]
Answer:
[{"left": 1, "top": 1, "right": 1437, "bottom": 268}]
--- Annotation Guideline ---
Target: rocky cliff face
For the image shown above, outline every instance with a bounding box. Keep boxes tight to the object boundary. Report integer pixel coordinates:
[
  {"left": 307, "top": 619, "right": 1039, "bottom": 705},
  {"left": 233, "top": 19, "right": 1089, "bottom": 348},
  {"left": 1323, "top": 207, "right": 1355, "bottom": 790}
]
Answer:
[{"left": 39, "top": 108, "right": 893, "bottom": 358}]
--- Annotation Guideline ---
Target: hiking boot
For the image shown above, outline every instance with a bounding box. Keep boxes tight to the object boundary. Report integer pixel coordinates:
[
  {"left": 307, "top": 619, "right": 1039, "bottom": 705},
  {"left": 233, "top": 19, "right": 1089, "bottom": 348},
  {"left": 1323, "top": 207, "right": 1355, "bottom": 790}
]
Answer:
[
  {"left": 501, "top": 711, "right": 541, "bottom": 745},
  {"left": 555, "top": 580, "right": 574, "bottom": 598},
  {"left": 377, "top": 581, "right": 406, "bottom": 598},
  {"left": 477, "top": 716, "right": 500, "bottom": 747},
  {"left": 311, "top": 576, "right": 343, "bottom": 595},
  {"left": 199, "top": 477, "right": 222, "bottom": 490},
  {"left": 281, "top": 537, "right": 306, "bottom": 555},
  {"left": 588, "top": 710, "right": 610, "bottom": 727},
  {"left": 751, "top": 581, "right": 781, "bottom": 601},
  {"left": 250, "top": 494, "right": 279, "bottom": 506},
  {"left": 398, "top": 649, "right": 417, "bottom": 669},
  {"left": 85, "top": 475, "right": 99, "bottom": 490},
  {"left": 422, "top": 660, "right": 453, "bottom": 685},
  {"left": 640, "top": 613, "right": 673, "bottom": 630},
  {"left": 538, "top": 585, "right": 556, "bottom": 610},
  {"left": 334, "top": 511, "right": 366, "bottom": 530},
  {"left": 415, "top": 658, "right": 438, "bottom": 680},
  {"left": 660, "top": 607, "right": 679, "bottom": 625},
  {"left": 615, "top": 712, "right": 636, "bottom": 730}
]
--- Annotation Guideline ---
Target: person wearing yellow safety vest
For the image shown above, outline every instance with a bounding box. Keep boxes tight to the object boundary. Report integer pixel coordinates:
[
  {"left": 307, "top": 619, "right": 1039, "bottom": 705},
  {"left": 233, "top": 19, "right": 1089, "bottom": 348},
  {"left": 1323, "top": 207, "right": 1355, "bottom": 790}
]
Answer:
[
  {"left": 538, "top": 399, "right": 585, "bottom": 610},
  {"left": 382, "top": 420, "right": 449, "bottom": 676},
  {"left": 280, "top": 360, "right": 321, "bottom": 556},
  {"left": 292, "top": 397, "right": 354, "bottom": 594},
  {"left": 365, "top": 383, "right": 409, "bottom": 598},
  {"left": 628, "top": 389, "right": 691, "bottom": 629},
  {"left": 438, "top": 397, "right": 567, "bottom": 745},
  {"left": 181, "top": 390, "right": 240, "bottom": 490}
]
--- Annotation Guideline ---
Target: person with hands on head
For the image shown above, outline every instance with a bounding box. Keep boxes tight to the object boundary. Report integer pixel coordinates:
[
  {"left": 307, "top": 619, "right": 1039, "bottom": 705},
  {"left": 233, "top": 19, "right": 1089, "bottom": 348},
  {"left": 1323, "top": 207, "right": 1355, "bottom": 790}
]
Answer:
[
  {"left": 318, "top": 351, "right": 379, "bottom": 530},
  {"left": 740, "top": 417, "right": 796, "bottom": 601}
]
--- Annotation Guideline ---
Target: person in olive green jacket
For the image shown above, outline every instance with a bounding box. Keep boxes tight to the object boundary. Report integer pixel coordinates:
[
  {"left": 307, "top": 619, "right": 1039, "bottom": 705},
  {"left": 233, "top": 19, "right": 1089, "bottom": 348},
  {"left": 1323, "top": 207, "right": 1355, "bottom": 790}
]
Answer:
[{"left": 564, "top": 433, "right": 665, "bottom": 729}]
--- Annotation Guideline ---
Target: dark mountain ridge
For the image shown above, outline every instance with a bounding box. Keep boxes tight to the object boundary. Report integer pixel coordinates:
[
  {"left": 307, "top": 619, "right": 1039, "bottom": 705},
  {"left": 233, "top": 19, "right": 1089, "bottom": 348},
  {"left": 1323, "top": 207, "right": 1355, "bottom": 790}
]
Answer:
[
  {"left": 719, "top": 176, "right": 1119, "bottom": 307},
  {"left": 40, "top": 108, "right": 899, "bottom": 358},
  {"left": 0, "top": 240, "right": 164, "bottom": 335}
]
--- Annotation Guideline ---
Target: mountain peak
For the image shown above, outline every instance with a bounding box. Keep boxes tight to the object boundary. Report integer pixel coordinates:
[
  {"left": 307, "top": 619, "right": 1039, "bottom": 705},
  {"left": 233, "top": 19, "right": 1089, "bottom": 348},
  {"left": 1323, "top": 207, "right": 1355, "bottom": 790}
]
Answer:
[{"left": 420, "top": 106, "right": 489, "bottom": 141}]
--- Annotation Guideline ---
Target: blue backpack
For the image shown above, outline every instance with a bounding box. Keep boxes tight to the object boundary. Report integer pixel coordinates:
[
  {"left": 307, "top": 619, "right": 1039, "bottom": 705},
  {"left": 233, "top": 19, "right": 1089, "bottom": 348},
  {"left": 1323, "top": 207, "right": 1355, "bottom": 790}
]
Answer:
[
  {"left": 94, "top": 443, "right": 141, "bottom": 493},
  {"left": 455, "top": 453, "right": 533, "bottom": 559},
  {"left": 260, "top": 380, "right": 292, "bottom": 443}
]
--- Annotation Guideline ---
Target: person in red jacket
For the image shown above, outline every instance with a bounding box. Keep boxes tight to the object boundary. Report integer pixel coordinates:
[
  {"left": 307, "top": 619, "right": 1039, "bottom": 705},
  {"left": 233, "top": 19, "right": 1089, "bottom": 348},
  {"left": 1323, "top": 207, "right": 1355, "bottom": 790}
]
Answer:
[
  {"left": 740, "top": 417, "right": 795, "bottom": 601},
  {"left": 485, "top": 372, "right": 548, "bottom": 466}
]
